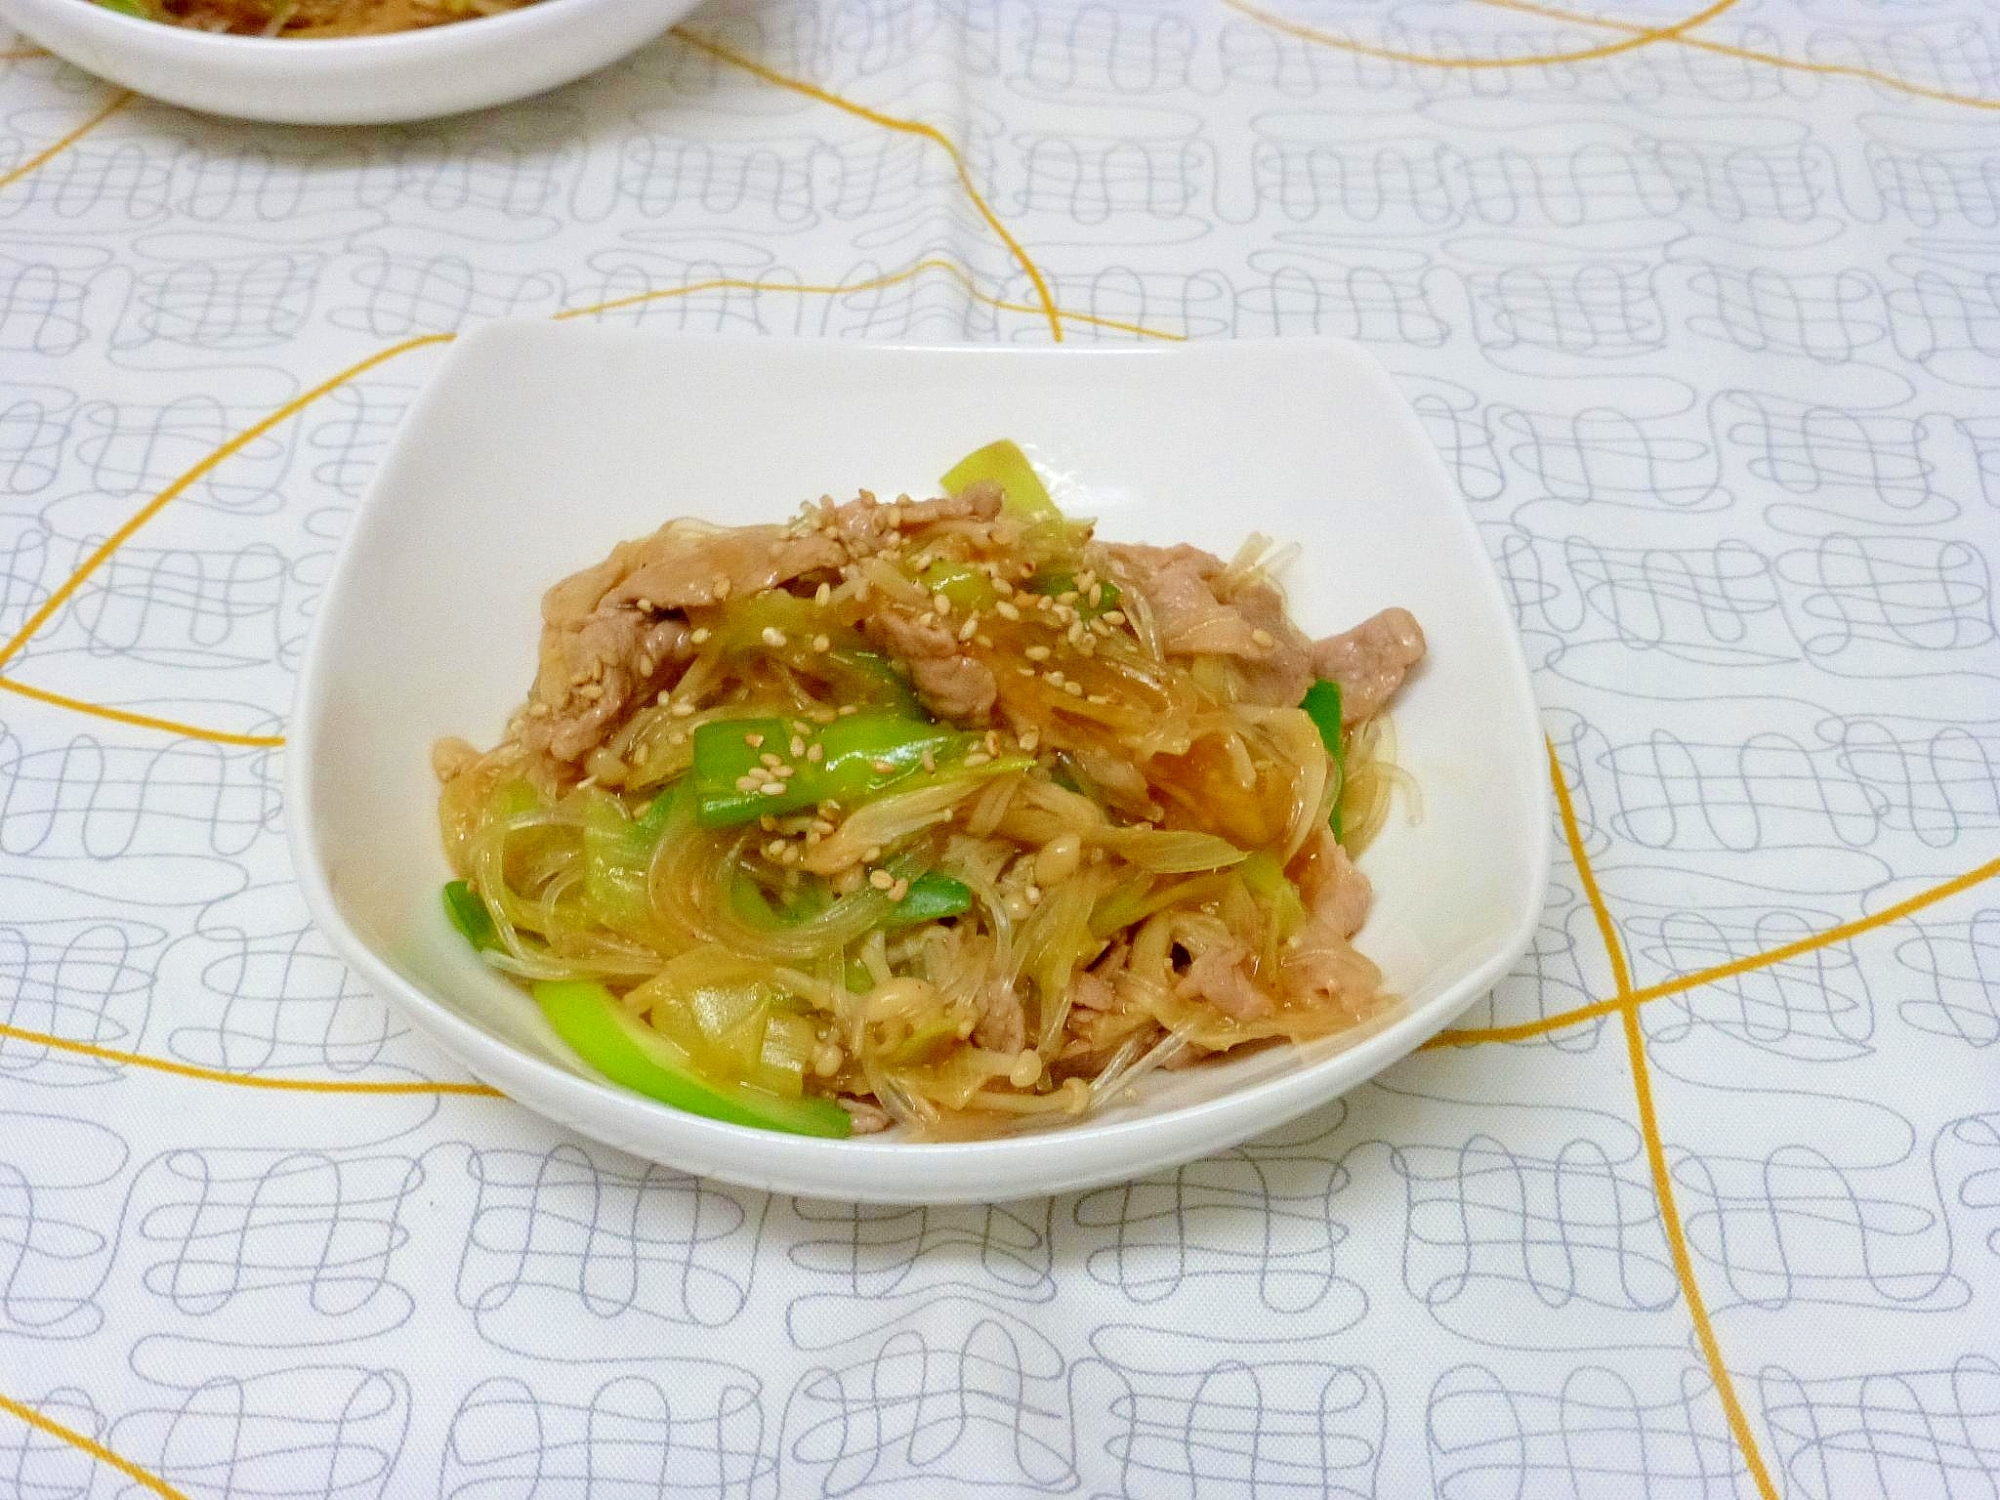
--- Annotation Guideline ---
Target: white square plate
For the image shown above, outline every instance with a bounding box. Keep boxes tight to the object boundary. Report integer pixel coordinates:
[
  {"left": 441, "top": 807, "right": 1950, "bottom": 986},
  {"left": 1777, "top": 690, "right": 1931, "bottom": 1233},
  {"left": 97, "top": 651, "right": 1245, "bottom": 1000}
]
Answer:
[{"left": 288, "top": 326, "right": 1549, "bottom": 1204}]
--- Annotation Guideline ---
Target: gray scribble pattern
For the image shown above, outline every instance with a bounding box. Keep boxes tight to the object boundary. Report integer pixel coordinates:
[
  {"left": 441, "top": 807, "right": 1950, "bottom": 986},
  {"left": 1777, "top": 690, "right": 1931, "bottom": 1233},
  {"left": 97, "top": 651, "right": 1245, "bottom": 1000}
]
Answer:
[{"left": 1, "top": 1, "right": 1997, "bottom": 1495}]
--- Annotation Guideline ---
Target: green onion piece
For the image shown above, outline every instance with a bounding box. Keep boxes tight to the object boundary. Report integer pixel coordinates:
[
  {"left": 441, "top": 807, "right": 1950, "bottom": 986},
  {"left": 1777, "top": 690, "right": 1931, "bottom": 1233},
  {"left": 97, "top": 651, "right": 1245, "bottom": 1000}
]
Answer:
[
  {"left": 823, "top": 647, "right": 924, "bottom": 717},
  {"left": 533, "top": 979, "right": 851, "bottom": 1138},
  {"left": 692, "top": 713, "right": 968, "bottom": 828},
  {"left": 920, "top": 559, "right": 998, "bottom": 611},
  {"left": 1300, "top": 679, "right": 1345, "bottom": 841},
  {"left": 939, "top": 438, "right": 1062, "bottom": 524},
  {"left": 882, "top": 1011, "right": 964, "bottom": 1066},
  {"left": 442, "top": 881, "right": 498, "bottom": 951},
  {"left": 883, "top": 870, "right": 974, "bottom": 928}
]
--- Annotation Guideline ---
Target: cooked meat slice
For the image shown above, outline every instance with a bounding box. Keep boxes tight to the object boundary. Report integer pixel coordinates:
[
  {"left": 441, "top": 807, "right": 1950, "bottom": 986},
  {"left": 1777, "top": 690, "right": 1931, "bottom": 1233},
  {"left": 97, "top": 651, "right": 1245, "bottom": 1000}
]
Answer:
[
  {"left": 1069, "top": 970, "right": 1118, "bottom": 1012},
  {"left": 973, "top": 977, "right": 1027, "bottom": 1052},
  {"left": 431, "top": 735, "right": 480, "bottom": 783},
  {"left": 525, "top": 609, "right": 695, "bottom": 763},
  {"left": 1069, "top": 744, "right": 1152, "bottom": 814},
  {"left": 1106, "top": 542, "right": 1314, "bottom": 707},
  {"left": 863, "top": 609, "right": 997, "bottom": 723},
  {"left": 1219, "top": 580, "right": 1316, "bottom": 708},
  {"left": 1311, "top": 608, "right": 1425, "bottom": 724},
  {"left": 602, "top": 521, "right": 843, "bottom": 612},
  {"left": 1122, "top": 546, "right": 1259, "bottom": 656},
  {"left": 521, "top": 520, "right": 842, "bottom": 764},
  {"left": 862, "top": 605, "right": 956, "bottom": 659},
  {"left": 814, "top": 483, "right": 1004, "bottom": 558},
  {"left": 1296, "top": 827, "right": 1372, "bottom": 939},
  {"left": 1278, "top": 920, "right": 1383, "bottom": 1017},
  {"left": 840, "top": 1098, "right": 894, "bottom": 1134},
  {"left": 1280, "top": 832, "right": 1382, "bottom": 1013},
  {"left": 909, "top": 656, "right": 998, "bottom": 723},
  {"left": 1173, "top": 940, "right": 1273, "bottom": 1020}
]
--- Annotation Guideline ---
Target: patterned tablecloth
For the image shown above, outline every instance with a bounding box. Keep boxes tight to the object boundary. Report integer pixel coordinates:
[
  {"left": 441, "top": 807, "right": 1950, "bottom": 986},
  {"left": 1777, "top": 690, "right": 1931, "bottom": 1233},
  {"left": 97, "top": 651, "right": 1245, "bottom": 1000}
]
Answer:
[{"left": 2, "top": 2, "right": 1997, "bottom": 1496}]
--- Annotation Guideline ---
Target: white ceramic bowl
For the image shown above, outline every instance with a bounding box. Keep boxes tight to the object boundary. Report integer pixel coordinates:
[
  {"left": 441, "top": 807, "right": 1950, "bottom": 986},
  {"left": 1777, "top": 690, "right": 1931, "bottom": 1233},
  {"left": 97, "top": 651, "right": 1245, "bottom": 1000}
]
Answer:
[
  {"left": 0, "top": 0, "right": 693, "bottom": 125},
  {"left": 288, "top": 326, "right": 1550, "bottom": 1204}
]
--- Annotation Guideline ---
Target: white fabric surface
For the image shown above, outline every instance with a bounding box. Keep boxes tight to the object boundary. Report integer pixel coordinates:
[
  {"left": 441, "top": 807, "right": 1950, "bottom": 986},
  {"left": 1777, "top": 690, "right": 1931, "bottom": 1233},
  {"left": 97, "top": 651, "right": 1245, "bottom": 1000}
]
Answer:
[{"left": 1, "top": 3, "right": 1997, "bottom": 1495}]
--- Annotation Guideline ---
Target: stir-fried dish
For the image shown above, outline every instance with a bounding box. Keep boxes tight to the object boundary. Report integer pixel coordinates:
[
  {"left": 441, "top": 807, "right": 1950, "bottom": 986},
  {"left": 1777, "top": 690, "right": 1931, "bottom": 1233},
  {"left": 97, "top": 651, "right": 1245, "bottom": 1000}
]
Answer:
[
  {"left": 434, "top": 442, "right": 1426, "bottom": 1140},
  {"left": 92, "top": 0, "right": 534, "bottom": 37}
]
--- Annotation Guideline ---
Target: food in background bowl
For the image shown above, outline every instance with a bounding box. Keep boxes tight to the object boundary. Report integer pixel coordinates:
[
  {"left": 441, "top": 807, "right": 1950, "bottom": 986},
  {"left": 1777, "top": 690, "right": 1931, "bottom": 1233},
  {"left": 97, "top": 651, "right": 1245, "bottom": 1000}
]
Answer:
[
  {"left": 434, "top": 441, "right": 1426, "bottom": 1141},
  {"left": 91, "top": 0, "right": 535, "bottom": 35}
]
